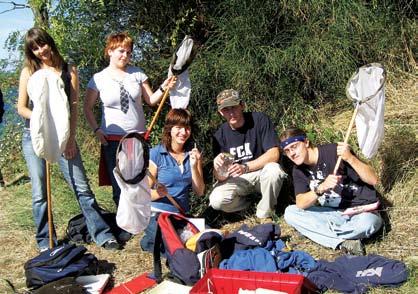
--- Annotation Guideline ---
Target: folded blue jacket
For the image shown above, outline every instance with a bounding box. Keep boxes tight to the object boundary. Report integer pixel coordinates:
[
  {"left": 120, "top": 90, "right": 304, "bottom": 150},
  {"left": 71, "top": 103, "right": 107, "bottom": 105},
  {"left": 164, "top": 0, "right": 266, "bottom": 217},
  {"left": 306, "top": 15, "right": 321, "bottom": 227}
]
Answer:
[{"left": 220, "top": 247, "right": 277, "bottom": 272}]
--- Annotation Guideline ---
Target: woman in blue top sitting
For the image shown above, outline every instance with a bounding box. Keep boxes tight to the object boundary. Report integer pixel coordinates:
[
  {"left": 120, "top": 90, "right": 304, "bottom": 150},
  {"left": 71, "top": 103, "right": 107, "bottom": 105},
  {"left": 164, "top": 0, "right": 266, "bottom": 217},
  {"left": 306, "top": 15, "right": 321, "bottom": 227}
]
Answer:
[{"left": 140, "top": 108, "right": 204, "bottom": 252}]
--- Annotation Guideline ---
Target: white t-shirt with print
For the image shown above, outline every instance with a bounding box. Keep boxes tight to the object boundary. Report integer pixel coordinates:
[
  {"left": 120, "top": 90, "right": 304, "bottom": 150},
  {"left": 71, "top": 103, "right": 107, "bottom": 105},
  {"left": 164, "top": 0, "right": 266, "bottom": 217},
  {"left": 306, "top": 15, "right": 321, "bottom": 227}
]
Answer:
[{"left": 87, "top": 66, "right": 148, "bottom": 135}]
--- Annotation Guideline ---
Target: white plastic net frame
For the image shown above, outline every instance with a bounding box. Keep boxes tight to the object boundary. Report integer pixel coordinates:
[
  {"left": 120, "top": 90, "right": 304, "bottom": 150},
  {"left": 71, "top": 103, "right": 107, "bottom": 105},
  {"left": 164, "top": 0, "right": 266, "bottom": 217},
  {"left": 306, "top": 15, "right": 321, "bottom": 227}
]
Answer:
[
  {"left": 114, "top": 132, "right": 150, "bottom": 185},
  {"left": 169, "top": 35, "right": 196, "bottom": 76},
  {"left": 346, "top": 63, "right": 386, "bottom": 159},
  {"left": 334, "top": 63, "right": 386, "bottom": 173},
  {"left": 145, "top": 36, "right": 196, "bottom": 138},
  {"left": 346, "top": 62, "right": 386, "bottom": 104}
]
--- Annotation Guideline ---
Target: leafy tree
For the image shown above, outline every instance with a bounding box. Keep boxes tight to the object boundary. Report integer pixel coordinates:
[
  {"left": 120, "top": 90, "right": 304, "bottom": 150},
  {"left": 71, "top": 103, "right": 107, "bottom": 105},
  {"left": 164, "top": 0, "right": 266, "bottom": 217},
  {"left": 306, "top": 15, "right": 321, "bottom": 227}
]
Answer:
[{"left": 1, "top": 0, "right": 416, "bottom": 179}]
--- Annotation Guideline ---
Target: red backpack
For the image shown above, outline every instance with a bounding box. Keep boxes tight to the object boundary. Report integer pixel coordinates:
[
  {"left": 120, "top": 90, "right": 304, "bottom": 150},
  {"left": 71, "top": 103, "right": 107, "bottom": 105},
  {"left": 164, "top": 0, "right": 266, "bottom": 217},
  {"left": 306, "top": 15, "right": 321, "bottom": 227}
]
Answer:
[{"left": 153, "top": 212, "right": 222, "bottom": 285}]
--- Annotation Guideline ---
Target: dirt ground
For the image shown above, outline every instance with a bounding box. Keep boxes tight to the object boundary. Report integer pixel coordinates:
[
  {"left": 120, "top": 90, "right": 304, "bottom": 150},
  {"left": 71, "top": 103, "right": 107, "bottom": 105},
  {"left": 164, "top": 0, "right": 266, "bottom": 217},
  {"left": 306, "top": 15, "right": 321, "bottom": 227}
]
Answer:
[
  {"left": 0, "top": 186, "right": 417, "bottom": 293},
  {"left": 0, "top": 74, "right": 417, "bottom": 293}
]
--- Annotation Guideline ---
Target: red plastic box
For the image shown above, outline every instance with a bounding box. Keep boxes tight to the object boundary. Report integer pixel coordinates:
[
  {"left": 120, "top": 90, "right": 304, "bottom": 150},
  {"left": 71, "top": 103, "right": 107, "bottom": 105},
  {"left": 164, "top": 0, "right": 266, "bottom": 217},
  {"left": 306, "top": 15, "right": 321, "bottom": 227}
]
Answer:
[{"left": 190, "top": 269, "right": 316, "bottom": 294}]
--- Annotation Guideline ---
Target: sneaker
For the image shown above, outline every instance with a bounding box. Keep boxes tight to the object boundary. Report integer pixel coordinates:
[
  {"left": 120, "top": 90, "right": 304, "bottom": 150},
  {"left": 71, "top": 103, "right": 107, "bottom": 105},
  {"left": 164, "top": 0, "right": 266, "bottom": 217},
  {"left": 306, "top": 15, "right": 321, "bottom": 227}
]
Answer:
[
  {"left": 103, "top": 239, "right": 121, "bottom": 251},
  {"left": 340, "top": 239, "right": 365, "bottom": 256},
  {"left": 118, "top": 230, "right": 132, "bottom": 243}
]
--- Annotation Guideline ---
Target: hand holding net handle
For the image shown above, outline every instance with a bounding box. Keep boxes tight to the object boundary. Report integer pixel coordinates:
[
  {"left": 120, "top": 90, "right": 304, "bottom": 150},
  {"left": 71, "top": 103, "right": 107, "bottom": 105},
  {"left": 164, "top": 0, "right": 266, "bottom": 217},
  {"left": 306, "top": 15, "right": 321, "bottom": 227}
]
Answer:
[
  {"left": 144, "top": 88, "right": 170, "bottom": 140},
  {"left": 333, "top": 102, "right": 360, "bottom": 175},
  {"left": 146, "top": 171, "right": 186, "bottom": 215}
]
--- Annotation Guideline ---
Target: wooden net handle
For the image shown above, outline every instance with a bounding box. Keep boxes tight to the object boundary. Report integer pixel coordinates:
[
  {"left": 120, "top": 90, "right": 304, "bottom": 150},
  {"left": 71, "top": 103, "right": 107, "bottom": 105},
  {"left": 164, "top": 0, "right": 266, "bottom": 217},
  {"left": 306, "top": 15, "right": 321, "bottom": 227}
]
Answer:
[{"left": 333, "top": 102, "right": 360, "bottom": 175}]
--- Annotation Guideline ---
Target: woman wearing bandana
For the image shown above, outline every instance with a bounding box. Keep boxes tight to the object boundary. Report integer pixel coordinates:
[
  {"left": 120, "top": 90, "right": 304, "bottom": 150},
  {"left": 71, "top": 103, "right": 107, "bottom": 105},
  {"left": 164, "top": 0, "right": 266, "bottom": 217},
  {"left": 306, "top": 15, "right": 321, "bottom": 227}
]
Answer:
[
  {"left": 279, "top": 127, "right": 383, "bottom": 255},
  {"left": 84, "top": 32, "right": 176, "bottom": 207}
]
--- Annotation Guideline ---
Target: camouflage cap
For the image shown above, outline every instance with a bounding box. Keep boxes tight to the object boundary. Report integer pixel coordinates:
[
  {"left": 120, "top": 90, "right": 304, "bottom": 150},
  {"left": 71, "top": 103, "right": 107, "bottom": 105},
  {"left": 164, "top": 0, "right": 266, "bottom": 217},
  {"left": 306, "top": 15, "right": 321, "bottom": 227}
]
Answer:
[{"left": 216, "top": 89, "right": 242, "bottom": 110}]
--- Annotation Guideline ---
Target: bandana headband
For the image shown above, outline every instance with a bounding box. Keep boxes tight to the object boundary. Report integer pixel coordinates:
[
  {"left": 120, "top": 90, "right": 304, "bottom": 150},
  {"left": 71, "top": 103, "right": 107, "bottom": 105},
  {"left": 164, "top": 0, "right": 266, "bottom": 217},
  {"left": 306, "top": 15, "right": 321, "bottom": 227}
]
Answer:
[{"left": 279, "top": 135, "right": 306, "bottom": 149}]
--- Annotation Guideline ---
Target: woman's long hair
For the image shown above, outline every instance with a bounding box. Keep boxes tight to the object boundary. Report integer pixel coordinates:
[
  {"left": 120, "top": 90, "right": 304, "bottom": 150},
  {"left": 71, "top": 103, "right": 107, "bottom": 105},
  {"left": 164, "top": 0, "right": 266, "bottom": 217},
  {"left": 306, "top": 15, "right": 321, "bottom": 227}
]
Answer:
[
  {"left": 24, "top": 27, "right": 64, "bottom": 74},
  {"left": 161, "top": 109, "right": 192, "bottom": 152}
]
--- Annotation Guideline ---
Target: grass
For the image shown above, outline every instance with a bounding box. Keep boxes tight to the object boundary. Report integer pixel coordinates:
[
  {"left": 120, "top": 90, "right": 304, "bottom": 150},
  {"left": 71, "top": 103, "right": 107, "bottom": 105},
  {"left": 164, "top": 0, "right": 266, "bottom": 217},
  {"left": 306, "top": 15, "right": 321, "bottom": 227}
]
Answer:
[{"left": 0, "top": 70, "right": 416, "bottom": 293}]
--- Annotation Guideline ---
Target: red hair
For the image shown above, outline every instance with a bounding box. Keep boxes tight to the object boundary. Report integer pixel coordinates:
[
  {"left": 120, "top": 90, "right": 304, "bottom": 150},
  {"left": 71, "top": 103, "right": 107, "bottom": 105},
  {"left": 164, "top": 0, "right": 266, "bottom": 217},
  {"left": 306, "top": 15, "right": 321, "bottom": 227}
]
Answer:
[{"left": 104, "top": 32, "right": 133, "bottom": 59}]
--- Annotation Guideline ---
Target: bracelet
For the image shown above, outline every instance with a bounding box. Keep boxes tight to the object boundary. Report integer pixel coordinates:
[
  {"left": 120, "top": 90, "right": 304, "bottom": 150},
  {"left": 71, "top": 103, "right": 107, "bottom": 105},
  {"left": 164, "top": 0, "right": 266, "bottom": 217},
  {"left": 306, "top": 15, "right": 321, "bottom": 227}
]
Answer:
[
  {"left": 159, "top": 85, "right": 166, "bottom": 92},
  {"left": 93, "top": 127, "right": 101, "bottom": 134},
  {"left": 314, "top": 185, "right": 324, "bottom": 196}
]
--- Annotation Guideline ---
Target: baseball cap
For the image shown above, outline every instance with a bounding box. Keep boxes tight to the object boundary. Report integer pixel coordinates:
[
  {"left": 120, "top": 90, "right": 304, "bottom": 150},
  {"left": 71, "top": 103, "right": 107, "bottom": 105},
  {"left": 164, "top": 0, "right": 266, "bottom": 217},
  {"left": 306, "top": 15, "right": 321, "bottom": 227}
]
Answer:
[{"left": 216, "top": 89, "right": 242, "bottom": 110}]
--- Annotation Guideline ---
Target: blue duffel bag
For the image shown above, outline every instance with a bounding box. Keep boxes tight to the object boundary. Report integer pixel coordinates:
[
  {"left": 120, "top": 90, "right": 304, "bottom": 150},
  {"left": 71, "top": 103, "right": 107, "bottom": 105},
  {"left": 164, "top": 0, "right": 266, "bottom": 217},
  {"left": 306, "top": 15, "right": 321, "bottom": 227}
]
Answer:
[{"left": 24, "top": 243, "right": 98, "bottom": 289}]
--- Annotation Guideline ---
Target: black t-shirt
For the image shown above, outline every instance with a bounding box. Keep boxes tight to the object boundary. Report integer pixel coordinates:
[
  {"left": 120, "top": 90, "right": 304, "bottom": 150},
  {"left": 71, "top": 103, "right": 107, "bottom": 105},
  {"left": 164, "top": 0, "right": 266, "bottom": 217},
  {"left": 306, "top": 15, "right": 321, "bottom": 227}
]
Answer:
[
  {"left": 293, "top": 144, "right": 378, "bottom": 209},
  {"left": 213, "top": 112, "right": 279, "bottom": 164}
]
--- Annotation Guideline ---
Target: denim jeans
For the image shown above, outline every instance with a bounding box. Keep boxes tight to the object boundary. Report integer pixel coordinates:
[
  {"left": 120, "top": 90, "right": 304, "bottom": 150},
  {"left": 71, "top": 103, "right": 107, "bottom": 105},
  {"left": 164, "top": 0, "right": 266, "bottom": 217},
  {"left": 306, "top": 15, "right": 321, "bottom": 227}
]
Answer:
[
  {"left": 140, "top": 213, "right": 166, "bottom": 256},
  {"left": 102, "top": 141, "right": 121, "bottom": 206},
  {"left": 284, "top": 204, "right": 383, "bottom": 249},
  {"left": 22, "top": 129, "right": 115, "bottom": 250},
  {"left": 140, "top": 214, "right": 158, "bottom": 253}
]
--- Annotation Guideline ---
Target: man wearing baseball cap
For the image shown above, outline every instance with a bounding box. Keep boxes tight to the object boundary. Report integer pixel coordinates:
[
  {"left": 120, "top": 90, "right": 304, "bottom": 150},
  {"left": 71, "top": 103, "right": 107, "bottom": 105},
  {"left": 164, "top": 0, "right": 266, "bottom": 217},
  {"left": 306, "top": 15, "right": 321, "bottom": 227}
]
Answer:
[{"left": 209, "top": 89, "right": 286, "bottom": 220}]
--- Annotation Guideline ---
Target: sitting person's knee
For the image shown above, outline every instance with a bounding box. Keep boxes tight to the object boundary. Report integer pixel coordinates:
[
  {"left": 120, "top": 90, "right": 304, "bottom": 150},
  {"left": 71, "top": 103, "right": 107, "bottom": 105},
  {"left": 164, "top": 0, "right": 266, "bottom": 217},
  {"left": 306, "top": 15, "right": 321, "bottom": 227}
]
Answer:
[
  {"left": 209, "top": 197, "right": 223, "bottom": 211},
  {"left": 209, "top": 190, "right": 226, "bottom": 211},
  {"left": 358, "top": 212, "right": 383, "bottom": 236},
  {"left": 261, "top": 162, "right": 287, "bottom": 181},
  {"left": 284, "top": 204, "right": 299, "bottom": 224}
]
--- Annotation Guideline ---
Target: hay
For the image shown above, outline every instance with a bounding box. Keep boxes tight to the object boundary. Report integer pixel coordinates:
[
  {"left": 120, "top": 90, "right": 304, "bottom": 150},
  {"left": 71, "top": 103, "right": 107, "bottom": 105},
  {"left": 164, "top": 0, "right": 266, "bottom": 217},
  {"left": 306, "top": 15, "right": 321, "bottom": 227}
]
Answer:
[{"left": 0, "top": 70, "right": 416, "bottom": 293}]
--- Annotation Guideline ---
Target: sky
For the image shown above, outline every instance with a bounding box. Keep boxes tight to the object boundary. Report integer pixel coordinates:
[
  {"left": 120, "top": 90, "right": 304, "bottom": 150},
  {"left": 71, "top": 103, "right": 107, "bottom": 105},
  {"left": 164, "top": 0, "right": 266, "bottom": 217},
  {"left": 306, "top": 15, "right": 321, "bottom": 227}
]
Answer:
[{"left": 0, "top": 1, "right": 34, "bottom": 61}]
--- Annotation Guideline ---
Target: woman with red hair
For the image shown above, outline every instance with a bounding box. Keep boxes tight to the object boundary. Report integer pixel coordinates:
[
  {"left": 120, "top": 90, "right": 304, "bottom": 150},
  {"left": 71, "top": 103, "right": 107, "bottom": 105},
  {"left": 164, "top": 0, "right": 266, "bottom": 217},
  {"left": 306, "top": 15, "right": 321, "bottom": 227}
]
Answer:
[{"left": 84, "top": 32, "right": 176, "bottom": 207}]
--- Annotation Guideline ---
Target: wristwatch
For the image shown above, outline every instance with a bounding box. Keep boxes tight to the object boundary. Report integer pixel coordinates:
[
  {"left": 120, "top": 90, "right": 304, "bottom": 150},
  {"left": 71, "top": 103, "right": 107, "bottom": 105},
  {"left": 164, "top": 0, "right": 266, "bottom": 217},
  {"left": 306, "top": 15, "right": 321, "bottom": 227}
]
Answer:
[
  {"left": 314, "top": 185, "right": 324, "bottom": 196},
  {"left": 242, "top": 163, "right": 249, "bottom": 174}
]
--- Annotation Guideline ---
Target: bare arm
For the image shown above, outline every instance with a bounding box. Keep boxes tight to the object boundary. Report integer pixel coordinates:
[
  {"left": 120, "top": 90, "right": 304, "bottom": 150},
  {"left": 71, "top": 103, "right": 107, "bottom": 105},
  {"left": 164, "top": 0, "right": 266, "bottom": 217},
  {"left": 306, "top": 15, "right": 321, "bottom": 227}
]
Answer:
[
  {"left": 63, "top": 65, "right": 80, "bottom": 159},
  {"left": 227, "top": 147, "right": 280, "bottom": 178},
  {"left": 17, "top": 67, "right": 32, "bottom": 119},
  {"left": 213, "top": 153, "right": 229, "bottom": 182},
  {"left": 147, "top": 161, "right": 168, "bottom": 201},
  {"left": 142, "top": 76, "right": 177, "bottom": 106},
  {"left": 294, "top": 173, "right": 341, "bottom": 209},
  {"left": 244, "top": 146, "right": 280, "bottom": 173},
  {"left": 84, "top": 88, "right": 108, "bottom": 145},
  {"left": 295, "top": 191, "right": 319, "bottom": 209},
  {"left": 68, "top": 66, "right": 79, "bottom": 141},
  {"left": 337, "top": 142, "right": 378, "bottom": 185}
]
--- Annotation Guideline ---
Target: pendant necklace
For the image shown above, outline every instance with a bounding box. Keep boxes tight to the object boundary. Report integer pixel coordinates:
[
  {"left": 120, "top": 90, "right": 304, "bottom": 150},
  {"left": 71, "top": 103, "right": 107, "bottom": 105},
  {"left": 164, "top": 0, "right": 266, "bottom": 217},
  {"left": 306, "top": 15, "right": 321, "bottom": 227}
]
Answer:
[{"left": 170, "top": 152, "right": 184, "bottom": 166}]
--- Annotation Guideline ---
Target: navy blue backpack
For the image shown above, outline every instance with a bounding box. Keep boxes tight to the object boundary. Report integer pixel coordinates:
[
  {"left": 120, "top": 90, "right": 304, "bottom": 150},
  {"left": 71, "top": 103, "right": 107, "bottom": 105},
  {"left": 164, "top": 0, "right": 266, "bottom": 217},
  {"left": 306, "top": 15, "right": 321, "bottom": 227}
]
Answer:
[{"left": 24, "top": 243, "right": 97, "bottom": 289}]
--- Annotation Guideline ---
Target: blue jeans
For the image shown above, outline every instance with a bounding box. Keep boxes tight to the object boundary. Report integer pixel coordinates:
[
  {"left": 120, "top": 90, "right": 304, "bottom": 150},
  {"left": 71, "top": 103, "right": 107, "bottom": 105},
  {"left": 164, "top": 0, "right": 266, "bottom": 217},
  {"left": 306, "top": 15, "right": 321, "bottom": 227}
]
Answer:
[
  {"left": 284, "top": 205, "right": 383, "bottom": 249},
  {"left": 102, "top": 141, "right": 120, "bottom": 206},
  {"left": 140, "top": 215, "right": 158, "bottom": 253},
  {"left": 140, "top": 214, "right": 166, "bottom": 256},
  {"left": 22, "top": 129, "right": 115, "bottom": 250}
]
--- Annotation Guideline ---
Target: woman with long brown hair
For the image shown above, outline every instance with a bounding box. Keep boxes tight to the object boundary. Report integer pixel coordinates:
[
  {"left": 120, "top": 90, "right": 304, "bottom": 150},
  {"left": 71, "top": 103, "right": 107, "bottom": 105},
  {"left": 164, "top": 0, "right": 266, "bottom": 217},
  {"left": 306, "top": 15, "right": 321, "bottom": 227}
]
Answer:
[
  {"left": 140, "top": 108, "right": 204, "bottom": 252},
  {"left": 17, "top": 27, "right": 120, "bottom": 251}
]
